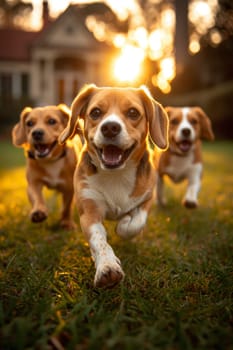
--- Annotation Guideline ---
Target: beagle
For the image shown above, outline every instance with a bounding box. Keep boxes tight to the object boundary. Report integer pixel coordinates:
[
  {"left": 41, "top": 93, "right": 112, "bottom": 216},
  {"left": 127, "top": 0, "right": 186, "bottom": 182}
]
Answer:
[
  {"left": 59, "top": 84, "right": 168, "bottom": 288},
  {"left": 12, "top": 104, "right": 80, "bottom": 229},
  {"left": 157, "top": 106, "right": 214, "bottom": 208}
]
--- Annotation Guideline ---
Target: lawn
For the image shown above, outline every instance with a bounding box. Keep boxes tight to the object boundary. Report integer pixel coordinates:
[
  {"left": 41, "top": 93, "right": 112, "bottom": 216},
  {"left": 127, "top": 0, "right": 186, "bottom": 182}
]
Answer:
[{"left": 0, "top": 140, "right": 232, "bottom": 350}]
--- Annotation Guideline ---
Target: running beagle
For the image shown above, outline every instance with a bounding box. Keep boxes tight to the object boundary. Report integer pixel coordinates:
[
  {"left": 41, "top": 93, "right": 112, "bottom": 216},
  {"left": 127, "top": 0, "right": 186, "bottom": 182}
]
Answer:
[
  {"left": 157, "top": 106, "right": 214, "bottom": 208},
  {"left": 12, "top": 104, "right": 80, "bottom": 229},
  {"left": 59, "top": 84, "right": 168, "bottom": 288}
]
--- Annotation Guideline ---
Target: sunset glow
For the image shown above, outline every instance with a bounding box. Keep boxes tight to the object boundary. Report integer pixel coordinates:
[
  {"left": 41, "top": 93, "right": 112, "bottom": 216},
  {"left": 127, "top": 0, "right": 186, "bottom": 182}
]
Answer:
[{"left": 113, "top": 45, "right": 145, "bottom": 83}]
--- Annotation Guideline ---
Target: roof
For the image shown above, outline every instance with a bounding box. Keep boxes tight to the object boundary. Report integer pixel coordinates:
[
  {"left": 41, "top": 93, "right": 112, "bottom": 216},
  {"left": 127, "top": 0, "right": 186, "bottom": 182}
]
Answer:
[
  {"left": 0, "top": 2, "right": 123, "bottom": 62},
  {"left": 32, "top": 3, "right": 122, "bottom": 50},
  {"left": 0, "top": 28, "right": 40, "bottom": 61}
]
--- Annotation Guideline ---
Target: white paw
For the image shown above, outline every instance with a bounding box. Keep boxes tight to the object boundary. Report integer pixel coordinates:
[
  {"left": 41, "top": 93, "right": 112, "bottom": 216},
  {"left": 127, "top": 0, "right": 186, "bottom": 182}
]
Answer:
[
  {"left": 116, "top": 209, "right": 147, "bottom": 239},
  {"left": 94, "top": 258, "right": 124, "bottom": 288}
]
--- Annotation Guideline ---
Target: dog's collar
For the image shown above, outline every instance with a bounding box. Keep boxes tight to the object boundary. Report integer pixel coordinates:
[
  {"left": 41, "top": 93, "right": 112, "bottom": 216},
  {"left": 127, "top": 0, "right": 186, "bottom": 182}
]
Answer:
[{"left": 27, "top": 146, "right": 67, "bottom": 161}]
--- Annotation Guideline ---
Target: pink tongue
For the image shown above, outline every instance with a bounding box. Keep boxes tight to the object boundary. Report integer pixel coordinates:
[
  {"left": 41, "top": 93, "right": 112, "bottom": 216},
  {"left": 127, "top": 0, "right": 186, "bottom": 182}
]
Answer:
[
  {"left": 179, "top": 141, "right": 191, "bottom": 152},
  {"left": 102, "top": 145, "right": 123, "bottom": 166}
]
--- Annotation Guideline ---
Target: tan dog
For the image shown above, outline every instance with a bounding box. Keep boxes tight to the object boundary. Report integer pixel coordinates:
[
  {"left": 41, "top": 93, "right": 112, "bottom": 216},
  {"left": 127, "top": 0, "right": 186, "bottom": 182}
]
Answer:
[
  {"left": 157, "top": 107, "right": 214, "bottom": 208},
  {"left": 12, "top": 104, "right": 79, "bottom": 229},
  {"left": 59, "top": 84, "right": 169, "bottom": 288}
]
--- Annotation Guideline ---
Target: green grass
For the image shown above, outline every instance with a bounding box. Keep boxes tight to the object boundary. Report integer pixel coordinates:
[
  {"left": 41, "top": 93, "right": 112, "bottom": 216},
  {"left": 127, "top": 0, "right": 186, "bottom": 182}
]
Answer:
[{"left": 0, "top": 140, "right": 233, "bottom": 350}]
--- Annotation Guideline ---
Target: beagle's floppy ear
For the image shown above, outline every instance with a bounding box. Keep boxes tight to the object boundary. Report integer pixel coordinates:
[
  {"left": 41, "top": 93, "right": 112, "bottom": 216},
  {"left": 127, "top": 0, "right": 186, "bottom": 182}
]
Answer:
[
  {"left": 57, "top": 103, "right": 71, "bottom": 127},
  {"left": 194, "top": 107, "right": 215, "bottom": 141},
  {"left": 59, "top": 84, "right": 97, "bottom": 144},
  {"left": 164, "top": 106, "right": 174, "bottom": 119},
  {"left": 139, "top": 86, "right": 169, "bottom": 150},
  {"left": 12, "top": 107, "right": 32, "bottom": 147}
]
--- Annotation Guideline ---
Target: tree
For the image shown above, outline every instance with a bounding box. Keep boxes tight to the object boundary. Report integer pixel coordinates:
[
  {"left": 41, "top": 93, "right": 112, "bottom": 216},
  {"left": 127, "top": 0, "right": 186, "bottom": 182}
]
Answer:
[
  {"left": 174, "top": 0, "right": 189, "bottom": 72},
  {"left": 0, "top": 0, "right": 32, "bottom": 29}
]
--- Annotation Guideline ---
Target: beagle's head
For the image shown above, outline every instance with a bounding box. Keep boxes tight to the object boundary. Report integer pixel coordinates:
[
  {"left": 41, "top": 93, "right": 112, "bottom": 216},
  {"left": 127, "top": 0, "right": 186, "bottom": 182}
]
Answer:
[
  {"left": 165, "top": 107, "right": 214, "bottom": 155},
  {"left": 59, "top": 84, "right": 168, "bottom": 170},
  {"left": 12, "top": 104, "right": 70, "bottom": 159}
]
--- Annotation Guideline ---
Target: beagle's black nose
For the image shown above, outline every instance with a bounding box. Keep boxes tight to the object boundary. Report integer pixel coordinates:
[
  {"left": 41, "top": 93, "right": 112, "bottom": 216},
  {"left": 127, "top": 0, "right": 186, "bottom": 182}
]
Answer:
[
  {"left": 182, "top": 128, "right": 191, "bottom": 137},
  {"left": 101, "top": 122, "right": 121, "bottom": 138},
  {"left": 32, "top": 129, "right": 44, "bottom": 141}
]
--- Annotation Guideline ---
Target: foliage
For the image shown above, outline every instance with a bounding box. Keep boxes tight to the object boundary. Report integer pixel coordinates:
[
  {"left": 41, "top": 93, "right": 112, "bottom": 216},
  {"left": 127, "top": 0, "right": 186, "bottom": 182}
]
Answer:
[
  {"left": 0, "top": 141, "right": 232, "bottom": 349},
  {"left": 0, "top": 0, "right": 32, "bottom": 28}
]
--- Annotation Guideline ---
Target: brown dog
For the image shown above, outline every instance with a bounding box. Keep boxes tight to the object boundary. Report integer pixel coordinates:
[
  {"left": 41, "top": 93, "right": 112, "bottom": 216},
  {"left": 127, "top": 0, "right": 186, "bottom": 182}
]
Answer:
[
  {"left": 12, "top": 104, "right": 79, "bottom": 229},
  {"left": 157, "top": 106, "right": 214, "bottom": 208},
  {"left": 59, "top": 84, "right": 169, "bottom": 288}
]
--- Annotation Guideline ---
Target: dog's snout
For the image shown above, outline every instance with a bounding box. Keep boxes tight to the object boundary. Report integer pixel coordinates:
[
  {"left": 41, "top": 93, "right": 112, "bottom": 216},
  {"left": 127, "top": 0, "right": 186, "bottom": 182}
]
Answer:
[
  {"left": 101, "top": 122, "right": 121, "bottom": 138},
  {"left": 32, "top": 129, "right": 44, "bottom": 141},
  {"left": 181, "top": 128, "right": 191, "bottom": 137}
]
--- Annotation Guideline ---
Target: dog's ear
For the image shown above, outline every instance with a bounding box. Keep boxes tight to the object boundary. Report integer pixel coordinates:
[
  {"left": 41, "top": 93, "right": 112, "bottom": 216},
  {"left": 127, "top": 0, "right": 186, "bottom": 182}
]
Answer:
[
  {"left": 12, "top": 107, "right": 32, "bottom": 147},
  {"left": 57, "top": 104, "right": 71, "bottom": 127},
  {"left": 139, "top": 86, "right": 169, "bottom": 150},
  {"left": 59, "top": 84, "right": 96, "bottom": 144},
  {"left": 193, "top": 107, "right": 215, "bottom": 141},
  {"left": 164, "top": 106, "right": 173, "bottom": 119}
]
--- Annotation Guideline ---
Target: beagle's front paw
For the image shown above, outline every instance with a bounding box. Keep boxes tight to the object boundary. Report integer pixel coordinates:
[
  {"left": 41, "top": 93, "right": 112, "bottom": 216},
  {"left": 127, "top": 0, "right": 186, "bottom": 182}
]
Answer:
[
  {"left": 116, "top": 208, "right": 147, "bottom": 239},
  {"left": 94, "top": 260, "right": 124, "bottom": 288},
  {"left": 183, "top": 199, "right": 198, "bottom": 209},
  {"left": 31, "top": 210, "right": 47, "bottom": 223}
]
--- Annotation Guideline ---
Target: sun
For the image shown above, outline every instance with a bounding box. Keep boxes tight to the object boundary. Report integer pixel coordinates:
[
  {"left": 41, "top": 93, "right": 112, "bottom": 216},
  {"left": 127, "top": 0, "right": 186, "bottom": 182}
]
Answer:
[{"left": 113, "top": 45, "right": 145, "bottom": 83}]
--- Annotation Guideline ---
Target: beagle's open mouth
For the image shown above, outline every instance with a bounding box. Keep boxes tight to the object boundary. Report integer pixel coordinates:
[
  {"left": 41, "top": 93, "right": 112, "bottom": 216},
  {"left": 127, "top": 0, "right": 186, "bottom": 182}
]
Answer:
[
  {"left": 95, "top": 143, "right": 136, "bottom": 169},
  {"left": 178, "top": 140, "right": 193, "bottom": 153},
  {"left": 33, "top": 140, "right": 57, "bottom": 158}
]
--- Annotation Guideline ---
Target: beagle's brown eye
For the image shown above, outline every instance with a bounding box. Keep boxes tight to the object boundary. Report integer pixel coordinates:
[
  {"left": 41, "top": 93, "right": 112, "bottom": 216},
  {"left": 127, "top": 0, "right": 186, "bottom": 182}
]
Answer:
[
  {"left": 26, "top": 120, "right": 34, "bottom": 127},
  {"left": 48, "top": 118, "right": 57, "bottom": 125},
  {"left": 90, "top": 108, "right": 102, "bottom": 120},
  {"left": 127, "top": 108, "right": 140, "bottom": 120},
  {"left": 190, "top": 118, "right": 198, "bottom": 125},
  {"left": 170, "top": 118, "right": 179, "bottom": 126}
]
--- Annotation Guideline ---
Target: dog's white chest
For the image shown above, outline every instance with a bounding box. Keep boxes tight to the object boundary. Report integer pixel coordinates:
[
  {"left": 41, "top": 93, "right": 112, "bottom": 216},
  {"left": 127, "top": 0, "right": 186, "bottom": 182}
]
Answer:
[
  {"left": 165, "top": 153, "right": 195, "bottom": 182},
  {"left": 42, "top": 159, "right": 65, "bottom": 188},
  {"left": 82, "top": 165, "right": 147, "bottom": 219}
]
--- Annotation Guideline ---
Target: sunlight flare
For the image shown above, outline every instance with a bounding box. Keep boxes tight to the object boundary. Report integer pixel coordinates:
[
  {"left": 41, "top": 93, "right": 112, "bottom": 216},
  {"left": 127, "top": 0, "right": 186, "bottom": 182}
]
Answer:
[
  {"left": 188, "top": 0, "right": 219, "bottom": 54},
  {"left": 160, "top": 57, "right": 176, "bottom": 81},
  {"left": 113, "top": 45, "right": 145, "bottom": 83}
]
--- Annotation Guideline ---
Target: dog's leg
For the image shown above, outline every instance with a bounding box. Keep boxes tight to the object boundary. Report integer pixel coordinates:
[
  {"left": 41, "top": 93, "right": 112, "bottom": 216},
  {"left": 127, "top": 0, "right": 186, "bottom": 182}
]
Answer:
[
  {"left": 80, "top": 208, "right": 124, "bottom": 288},
  {"left": 116, "top": 197, "right": 154, "bottom": 239},
  {"left": 183, "top": 163, "right": 202, "bottom": 208},
  {"left": 27, "top": 182, "right": 48, "bottom": 222},
  {"left": 116, "top": 207, "right": 148, "bottom": 239},
  {"left": 60, "top": 189, "right": 76, "bottom": 229},
  {"left": 156, "top": 175, "right": 167, "bottom": 206}
]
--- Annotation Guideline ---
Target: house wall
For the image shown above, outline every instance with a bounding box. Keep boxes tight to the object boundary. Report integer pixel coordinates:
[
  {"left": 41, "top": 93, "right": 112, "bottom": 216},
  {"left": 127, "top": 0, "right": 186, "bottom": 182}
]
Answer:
[
  {"left": 0, "top": 4, "right": 117, "bottom": 109},
  {"left": 0, "top": 62, "right": 30, "bottom": 100},
  {"left": 29, "top": 47, "right": 113, "bottom": 106}
]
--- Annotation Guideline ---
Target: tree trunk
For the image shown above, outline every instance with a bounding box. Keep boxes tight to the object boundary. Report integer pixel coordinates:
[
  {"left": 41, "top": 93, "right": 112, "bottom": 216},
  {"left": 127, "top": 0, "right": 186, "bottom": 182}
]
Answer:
[{"left": 174, "top": 0, "right": 189, "bottom": 73}]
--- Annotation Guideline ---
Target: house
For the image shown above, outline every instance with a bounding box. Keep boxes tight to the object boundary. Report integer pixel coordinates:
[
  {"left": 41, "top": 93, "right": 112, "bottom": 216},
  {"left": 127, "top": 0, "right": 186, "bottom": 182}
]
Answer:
[{"left": 0, "top": 1, "right": 120, "bottom": 109}]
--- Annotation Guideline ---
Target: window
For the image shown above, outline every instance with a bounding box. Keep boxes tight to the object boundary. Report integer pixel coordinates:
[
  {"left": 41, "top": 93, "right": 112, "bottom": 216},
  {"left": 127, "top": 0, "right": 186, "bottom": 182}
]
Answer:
[
  {"left": 21, "top": 73, "right": 29, "bottom": 96},
  {"left": 0, "top": 73, "right": 12, "bottom": 98}
]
